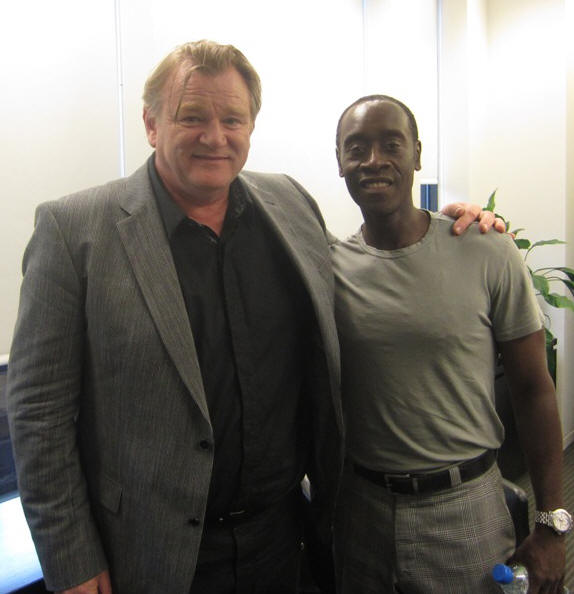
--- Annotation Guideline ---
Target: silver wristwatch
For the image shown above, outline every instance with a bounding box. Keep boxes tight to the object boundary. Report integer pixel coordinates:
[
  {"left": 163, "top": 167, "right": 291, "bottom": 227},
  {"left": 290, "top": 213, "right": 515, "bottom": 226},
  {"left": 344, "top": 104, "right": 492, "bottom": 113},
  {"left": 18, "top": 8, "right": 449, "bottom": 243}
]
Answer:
[{"left": 534, "top": 508, "right": 573, "bottom": 535}]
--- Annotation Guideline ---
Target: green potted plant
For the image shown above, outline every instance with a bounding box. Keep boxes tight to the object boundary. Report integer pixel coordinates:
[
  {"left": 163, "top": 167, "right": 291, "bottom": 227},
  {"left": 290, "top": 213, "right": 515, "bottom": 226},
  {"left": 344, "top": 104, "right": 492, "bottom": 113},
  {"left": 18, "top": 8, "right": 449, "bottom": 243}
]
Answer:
[
  {"left": 485, "top": 190, "right": 574, "bottom": 382},
  {"left": 484, "top": 190, "right": 574, "bottom": 480}
]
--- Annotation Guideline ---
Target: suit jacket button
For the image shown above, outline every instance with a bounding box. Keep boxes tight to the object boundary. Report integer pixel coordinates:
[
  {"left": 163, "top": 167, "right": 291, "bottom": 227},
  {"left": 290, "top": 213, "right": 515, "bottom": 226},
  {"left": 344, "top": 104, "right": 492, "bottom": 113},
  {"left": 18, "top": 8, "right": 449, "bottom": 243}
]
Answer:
[
  {"left": 199, "top": 440, "right": 211, "bottom": 450},
  {"left": 188, "top": 517, "right": 201, "bottom": 527}
]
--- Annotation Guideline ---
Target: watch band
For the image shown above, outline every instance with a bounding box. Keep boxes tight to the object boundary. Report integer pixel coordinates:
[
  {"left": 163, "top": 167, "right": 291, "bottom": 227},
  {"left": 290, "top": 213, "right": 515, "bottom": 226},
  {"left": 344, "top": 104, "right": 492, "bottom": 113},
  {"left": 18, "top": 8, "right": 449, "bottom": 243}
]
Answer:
[
  {"left": 535, "top": 510, "right": 553, "bottom": 524},
  {"left": 534, "top": 508, "right": 573, "bottom": 535}
]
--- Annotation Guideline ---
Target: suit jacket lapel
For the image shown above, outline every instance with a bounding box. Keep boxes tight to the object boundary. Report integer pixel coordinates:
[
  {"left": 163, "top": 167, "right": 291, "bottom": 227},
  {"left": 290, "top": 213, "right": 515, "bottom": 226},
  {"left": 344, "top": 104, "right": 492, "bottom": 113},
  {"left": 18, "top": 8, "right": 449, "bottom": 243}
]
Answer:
[
  {"left": 240, "top": 173, "right": 333, "bottom": 302},
  {"left": 115, "top": 166, "right": 210, "bottom": 421}
]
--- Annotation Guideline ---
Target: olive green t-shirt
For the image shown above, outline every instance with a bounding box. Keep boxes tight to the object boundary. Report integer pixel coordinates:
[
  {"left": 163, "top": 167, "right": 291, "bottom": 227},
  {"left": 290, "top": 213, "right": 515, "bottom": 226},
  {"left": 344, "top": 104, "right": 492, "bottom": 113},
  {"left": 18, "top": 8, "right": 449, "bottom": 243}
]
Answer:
[{"left": 331, "top": 212, "right": 543, "bottom": 473}]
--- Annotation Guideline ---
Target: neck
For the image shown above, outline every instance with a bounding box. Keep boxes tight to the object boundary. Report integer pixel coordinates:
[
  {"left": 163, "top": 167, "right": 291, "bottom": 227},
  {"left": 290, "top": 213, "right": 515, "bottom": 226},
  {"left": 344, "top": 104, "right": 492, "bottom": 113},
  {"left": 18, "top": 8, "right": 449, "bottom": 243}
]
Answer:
[
  {"left": 165, "top": 189, "right": 228, "bottom": 236},
  {"left": 181, "top": 195, "right": 229, "bottom": 236},
  {"left": 361, "top": 207, "right": 430, "bottom": 250}
]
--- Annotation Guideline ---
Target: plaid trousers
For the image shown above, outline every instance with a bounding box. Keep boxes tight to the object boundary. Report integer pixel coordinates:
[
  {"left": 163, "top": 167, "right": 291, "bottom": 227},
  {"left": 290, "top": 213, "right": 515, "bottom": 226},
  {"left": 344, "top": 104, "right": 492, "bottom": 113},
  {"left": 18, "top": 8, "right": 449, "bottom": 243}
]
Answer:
[{"left": 333, "top": 462, "right": 515, "bottom": 593}]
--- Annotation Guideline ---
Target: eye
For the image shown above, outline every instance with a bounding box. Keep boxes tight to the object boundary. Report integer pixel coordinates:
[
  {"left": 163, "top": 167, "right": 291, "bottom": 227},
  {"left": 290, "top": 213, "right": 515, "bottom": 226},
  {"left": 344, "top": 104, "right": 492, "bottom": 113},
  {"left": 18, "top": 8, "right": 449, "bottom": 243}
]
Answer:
[
  {"left": 347, "top": 144, "right": 365, "bottom": 156},
  {"left": 179, "top": 115, "right": 202, "bottom": 125},
  {"left": 222, "top": 116, "right": 245, "bottom": 128}
]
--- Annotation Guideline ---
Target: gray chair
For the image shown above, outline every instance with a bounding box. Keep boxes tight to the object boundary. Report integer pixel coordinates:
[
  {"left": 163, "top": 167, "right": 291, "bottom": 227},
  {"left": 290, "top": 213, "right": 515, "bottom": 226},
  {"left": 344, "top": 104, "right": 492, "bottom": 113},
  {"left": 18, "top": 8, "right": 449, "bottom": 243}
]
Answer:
[{"left": 503, "top": 478, "right": 530, "bottom": 546}]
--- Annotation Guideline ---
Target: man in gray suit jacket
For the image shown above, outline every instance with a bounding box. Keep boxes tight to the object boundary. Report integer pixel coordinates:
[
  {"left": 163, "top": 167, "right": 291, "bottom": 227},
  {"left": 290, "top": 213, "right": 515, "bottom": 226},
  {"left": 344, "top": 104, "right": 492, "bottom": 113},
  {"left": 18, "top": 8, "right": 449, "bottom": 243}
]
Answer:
[
  {"left": 6, "top": 40, "right": 494, "bottom": 594},
  {"left": 7, "top": 40, "right": 344, "bottom": 594}
]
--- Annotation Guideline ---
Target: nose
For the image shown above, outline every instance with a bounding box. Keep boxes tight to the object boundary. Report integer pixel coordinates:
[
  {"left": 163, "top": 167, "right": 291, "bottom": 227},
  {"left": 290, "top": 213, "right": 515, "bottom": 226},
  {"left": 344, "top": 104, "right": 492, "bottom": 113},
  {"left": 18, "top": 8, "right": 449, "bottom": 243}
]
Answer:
[
  {"left": 361, "top": 145, "right": 387, "bottom": 170},
  {"left": 199, "top": 119, "right": 227, "bottom": 148}
]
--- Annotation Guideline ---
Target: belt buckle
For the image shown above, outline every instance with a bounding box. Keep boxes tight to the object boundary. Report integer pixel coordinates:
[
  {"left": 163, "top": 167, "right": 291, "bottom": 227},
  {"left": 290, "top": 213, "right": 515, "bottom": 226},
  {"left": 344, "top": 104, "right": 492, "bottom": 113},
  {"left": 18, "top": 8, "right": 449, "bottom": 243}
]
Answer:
[
  {"left": 228, "top": 509, "right": 246, "bottom": 519},
  {"left": 217, "top": 509, "right": 246, "bottom": 525},
  {"left": 384, "top": 472, "right": 419, "bottom": 494}
]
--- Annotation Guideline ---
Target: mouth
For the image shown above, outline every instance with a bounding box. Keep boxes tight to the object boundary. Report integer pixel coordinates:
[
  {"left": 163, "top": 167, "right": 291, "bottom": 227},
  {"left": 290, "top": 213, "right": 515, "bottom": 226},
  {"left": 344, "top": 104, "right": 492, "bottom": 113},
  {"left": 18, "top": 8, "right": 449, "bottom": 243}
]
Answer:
[
  {"left": 193, "top": 154, "right": 230, "bottom": 161},
  {"left": 359, "top": 177, "right": 393, "bottom": 189}
]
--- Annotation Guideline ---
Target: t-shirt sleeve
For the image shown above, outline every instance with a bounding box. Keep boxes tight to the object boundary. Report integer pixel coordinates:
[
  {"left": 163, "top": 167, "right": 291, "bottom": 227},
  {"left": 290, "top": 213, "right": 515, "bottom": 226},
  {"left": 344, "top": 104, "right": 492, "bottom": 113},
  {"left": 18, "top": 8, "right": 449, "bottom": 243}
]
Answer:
[{"left": 489, "top": 236, "right": 544, "bottom": 342}]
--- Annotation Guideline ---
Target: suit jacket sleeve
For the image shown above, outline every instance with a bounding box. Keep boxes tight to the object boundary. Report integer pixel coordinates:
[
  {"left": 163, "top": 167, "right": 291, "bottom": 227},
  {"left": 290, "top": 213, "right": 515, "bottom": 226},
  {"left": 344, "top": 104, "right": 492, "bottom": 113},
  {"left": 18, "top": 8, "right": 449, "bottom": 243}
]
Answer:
[{"left": 7, "top": 202, "right": 108, "bottom": 590}]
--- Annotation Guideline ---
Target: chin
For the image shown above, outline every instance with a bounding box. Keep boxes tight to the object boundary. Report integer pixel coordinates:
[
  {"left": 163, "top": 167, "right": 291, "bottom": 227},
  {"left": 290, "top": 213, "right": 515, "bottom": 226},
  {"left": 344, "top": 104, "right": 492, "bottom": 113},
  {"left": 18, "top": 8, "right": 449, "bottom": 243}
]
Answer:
[
  {"left": 361, "top": 201, "right": 401, "bottom": 217},
  {"left": 190, "top": 171, "right": 235, "bottom": 189},
  {"left": 354, "top": 193, "right": 390, "bottom": 209}
]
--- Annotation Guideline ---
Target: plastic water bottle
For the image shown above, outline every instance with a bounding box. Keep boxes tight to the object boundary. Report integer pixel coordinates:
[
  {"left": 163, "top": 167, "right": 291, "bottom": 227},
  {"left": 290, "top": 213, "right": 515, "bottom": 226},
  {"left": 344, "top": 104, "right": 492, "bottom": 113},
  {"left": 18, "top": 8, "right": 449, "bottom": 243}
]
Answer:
[
  {"left": 492, "top": 564, "right": 571, "bottom": 593},
  {"left": 492, "top": 564, "right": 528, "bottom": 593}
]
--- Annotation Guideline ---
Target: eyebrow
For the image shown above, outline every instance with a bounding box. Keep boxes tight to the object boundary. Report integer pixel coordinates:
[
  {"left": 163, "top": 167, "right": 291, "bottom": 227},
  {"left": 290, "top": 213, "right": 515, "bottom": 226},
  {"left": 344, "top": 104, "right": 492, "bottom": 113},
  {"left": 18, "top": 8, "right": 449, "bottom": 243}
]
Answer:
[
  {"left": 176, "top": 101, "right": 208, "bottom": 115},
  {"left": 343, "top": 129, "right": 407, "bottom": 145},
  {"left": 175, "top": 100, "right": 250, "bottom": 121},
  {"left": 342, "top": 132, "right": 366, "bottom": 146}
]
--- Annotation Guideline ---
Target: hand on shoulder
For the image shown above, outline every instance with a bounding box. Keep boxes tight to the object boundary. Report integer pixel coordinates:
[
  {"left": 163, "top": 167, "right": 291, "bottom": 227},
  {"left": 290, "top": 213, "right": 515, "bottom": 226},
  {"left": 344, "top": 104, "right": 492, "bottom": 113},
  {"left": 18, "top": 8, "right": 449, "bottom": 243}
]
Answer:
[{"left": 441, "top": 202, "right": 506, "bottom": 235}]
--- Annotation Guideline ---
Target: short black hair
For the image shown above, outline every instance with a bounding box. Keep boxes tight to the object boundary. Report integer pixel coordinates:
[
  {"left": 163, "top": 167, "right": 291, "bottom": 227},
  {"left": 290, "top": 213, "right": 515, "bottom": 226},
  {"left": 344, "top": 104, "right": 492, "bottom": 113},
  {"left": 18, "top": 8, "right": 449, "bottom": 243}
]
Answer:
[{"left": 336, "top": 95, "right": 419, "bottom": 148}]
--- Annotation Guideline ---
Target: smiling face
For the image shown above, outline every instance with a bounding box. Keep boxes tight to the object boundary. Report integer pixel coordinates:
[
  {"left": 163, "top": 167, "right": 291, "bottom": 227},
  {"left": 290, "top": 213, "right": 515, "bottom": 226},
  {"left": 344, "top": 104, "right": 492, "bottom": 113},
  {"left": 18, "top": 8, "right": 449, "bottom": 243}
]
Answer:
[
  {"left": 143, "top": 65, "right": 254, "bottom": 206},
  {"left": 337, "top": 99, "right": 421, "bottom": 219}
]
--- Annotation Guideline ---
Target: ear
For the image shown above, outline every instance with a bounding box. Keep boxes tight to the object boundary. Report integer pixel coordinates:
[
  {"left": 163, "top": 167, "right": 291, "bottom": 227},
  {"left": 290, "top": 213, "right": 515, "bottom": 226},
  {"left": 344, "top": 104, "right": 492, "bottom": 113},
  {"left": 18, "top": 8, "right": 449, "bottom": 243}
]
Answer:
[
  {"left": 414, "top": 140, "right": 422, "bottom": 171},
  {"left": 143, "top": 107, "right": 158, "bottom": 148},
  {"left": 336, "top": 147, "right": 344, "bottom": 177}
]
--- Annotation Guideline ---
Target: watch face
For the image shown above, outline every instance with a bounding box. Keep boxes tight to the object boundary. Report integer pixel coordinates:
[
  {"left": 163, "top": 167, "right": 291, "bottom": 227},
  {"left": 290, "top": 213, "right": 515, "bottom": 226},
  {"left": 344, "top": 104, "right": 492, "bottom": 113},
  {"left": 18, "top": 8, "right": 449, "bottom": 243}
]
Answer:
[{"left": 552, "top": 510, "right": 573, "bottom": 533}]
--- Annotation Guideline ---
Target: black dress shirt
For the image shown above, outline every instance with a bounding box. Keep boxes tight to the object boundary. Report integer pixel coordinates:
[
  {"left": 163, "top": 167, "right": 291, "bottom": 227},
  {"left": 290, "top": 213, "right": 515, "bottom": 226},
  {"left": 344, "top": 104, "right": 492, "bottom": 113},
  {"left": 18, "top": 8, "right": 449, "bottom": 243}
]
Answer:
[{"left": 149, "top": 157, "right": 313, "bottom": 520}]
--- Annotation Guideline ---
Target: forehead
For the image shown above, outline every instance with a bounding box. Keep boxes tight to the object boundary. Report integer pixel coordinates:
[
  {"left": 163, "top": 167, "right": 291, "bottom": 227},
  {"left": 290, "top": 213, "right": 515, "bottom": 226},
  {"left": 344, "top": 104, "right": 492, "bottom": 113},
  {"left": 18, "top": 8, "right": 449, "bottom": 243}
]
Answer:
[
  {"left": 340, "top": 100, "right": 411, "bottom": 142},
  {"left": 165, "top": 64, "right": 251, "bottom": 112}
]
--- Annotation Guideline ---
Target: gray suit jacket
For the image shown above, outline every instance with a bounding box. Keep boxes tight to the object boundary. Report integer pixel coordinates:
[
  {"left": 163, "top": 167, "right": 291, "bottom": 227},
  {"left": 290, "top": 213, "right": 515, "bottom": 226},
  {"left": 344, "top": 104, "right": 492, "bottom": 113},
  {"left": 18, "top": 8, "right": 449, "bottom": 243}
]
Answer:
[{"left": 7, "top": 163, "right": 343, "bottom": 593}]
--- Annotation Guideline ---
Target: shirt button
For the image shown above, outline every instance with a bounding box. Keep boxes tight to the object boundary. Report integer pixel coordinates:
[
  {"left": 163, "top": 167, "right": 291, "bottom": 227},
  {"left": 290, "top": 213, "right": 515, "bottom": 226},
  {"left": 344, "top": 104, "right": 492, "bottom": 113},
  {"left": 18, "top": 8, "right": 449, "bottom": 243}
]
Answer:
[
  {"left": 199, "top": 440, "right": 212, "bottom": 450},
  {"left": 188, "top": 517, "right": 201, "bottom": 527}
]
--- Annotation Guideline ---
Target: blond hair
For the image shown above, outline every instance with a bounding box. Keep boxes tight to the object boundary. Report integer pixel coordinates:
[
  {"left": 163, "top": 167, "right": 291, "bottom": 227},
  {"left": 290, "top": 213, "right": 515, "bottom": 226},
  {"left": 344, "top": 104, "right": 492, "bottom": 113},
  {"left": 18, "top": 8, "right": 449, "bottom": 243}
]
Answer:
[{"left": 143, "top": 40, "right": 262, "bottom": 120}]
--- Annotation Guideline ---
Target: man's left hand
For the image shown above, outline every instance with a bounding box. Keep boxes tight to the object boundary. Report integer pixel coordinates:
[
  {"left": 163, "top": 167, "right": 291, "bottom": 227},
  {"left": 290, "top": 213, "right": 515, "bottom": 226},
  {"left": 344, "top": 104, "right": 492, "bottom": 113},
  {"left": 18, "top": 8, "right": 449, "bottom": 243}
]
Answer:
[
  {"left": 441, "top": 202, "right": 506, "bottom": 235},
  {"left": 506, "top": 526, "right": 566, "bottom": 593}
]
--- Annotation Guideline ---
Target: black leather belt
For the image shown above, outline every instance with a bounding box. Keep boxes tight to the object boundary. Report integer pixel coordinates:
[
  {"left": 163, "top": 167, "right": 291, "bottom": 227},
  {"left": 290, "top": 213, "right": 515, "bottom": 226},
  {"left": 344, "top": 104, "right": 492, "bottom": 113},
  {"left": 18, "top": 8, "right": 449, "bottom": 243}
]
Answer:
[
  {"left": 205, "top": 490, "right": 301, "bottom": 528},
  {"left": 206, "top": 507, "right": 261, "bottom": 527},
  {"left": 353, "top": 450, "right": 497, "bottom": 495}
]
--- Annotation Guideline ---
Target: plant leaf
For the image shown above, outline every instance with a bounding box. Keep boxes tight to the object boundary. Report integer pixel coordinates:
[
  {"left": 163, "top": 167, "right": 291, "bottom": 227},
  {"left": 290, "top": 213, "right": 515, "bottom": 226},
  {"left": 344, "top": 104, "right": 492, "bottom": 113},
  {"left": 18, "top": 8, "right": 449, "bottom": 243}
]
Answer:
[
  {"left": 532, "top": 274, "right": 550, "bottom": 295},
  {"left": 514, "top": 238, "right": 531, "bottom": 250},
  {"left": 485, "top": 190, "right": 497, "bottom": 212},
  {"left": 530, "top": 239, "right": 566, "bottom": 248},
  {"left": 542, "top": 293, "right": 574, "bottom": 311},
  {"left": 482, "top": 190, "right": 573, "bottom": 316},
  {"left": 559, "top": 278, "right": 574, "bottom": 298},
  {"left": 554, "top": 267, "right": 574, "bottom": 282}
]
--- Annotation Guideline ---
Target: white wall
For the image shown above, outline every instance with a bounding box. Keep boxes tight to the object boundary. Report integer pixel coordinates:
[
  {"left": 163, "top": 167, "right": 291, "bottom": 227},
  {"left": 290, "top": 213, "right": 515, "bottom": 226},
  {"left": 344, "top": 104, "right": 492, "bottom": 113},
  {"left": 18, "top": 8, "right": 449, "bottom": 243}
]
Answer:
[
  {"left": 117, "top": 0, "right": 438, "bottom": 231},
  {"left": 440, "top": 0, "right": 573, "bottom": 445},
  {"left": 362, "top": 0, "right": 439, "bottom": 189},
  {"left": 0, "top": 0, "right": 439, "bottom": 355},
  {"left": 3, "top": 0, "right": 570, "bottom": 445},
  {"left": 0, "top": 0, "right": 121, "bottom": 354}
]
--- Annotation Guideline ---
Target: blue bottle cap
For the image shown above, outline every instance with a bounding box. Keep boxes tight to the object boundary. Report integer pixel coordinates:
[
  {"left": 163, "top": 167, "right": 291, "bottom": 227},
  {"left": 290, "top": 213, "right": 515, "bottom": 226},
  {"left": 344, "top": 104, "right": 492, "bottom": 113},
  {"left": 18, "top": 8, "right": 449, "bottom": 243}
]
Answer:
[{"left": 492, "top": 564, "right": 514, "bottom": 584}]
